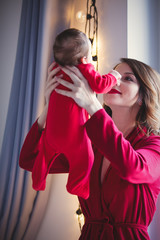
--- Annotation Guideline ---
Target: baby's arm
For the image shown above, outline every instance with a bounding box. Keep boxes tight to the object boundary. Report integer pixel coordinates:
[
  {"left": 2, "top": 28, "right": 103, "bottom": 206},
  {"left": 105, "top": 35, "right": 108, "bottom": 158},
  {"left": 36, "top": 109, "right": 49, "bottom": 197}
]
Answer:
[{"left": 77, "top": 63, "right": 121, "bottom": 93}]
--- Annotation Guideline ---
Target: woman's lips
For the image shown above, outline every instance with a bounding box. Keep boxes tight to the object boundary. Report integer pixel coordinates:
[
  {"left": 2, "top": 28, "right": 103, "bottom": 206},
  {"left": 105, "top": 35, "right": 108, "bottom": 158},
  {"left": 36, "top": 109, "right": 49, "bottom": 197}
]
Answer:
[{"left": 108, "top": 89, "right": 121, "bottom": 94}]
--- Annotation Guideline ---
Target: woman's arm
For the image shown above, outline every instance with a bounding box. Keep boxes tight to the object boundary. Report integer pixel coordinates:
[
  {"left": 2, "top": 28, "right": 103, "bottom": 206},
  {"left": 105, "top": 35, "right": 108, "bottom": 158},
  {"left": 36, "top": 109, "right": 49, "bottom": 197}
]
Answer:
[
  {"left": 85, "top": 109, "right": 160, "bottom": 184},
  {"left": 38, "top": 62, "right": 61, "bottom": 129},
  {"left": 19, "top": 120, "right": 43, "bottom": 171},
  {"left": 19, "top": 120, "right": 69, "bottom": 173}
]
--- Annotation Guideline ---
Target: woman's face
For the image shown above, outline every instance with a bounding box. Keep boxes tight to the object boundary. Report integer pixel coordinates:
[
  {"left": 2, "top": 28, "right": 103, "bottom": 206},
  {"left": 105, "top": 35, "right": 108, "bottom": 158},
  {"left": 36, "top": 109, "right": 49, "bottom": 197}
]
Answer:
[{"left": 103, "top": 63, "right": 141, "bottom": 110}]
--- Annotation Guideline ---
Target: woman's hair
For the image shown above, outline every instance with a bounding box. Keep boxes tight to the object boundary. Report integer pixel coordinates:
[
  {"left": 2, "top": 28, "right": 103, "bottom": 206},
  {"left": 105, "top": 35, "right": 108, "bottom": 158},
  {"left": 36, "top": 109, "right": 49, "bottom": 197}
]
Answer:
[
  {"left": 53, "top": 28, "right": 89, "bottom": 66},
  {"left": 104, "top": 58, "right": 160, "bottom": 136}
]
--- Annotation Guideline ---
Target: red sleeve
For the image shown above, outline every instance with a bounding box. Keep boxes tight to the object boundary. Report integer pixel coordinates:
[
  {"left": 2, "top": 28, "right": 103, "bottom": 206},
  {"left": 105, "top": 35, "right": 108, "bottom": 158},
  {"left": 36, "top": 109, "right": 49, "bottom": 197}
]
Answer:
[
  {"left": 85, "top": 109, "right": 160, "bottom": 184},
  {"left": 77, "top": 63, "right": 117, "bottom": 93},
  {"left": 19, "top": 120, "right": 69, "bottom": 173}
]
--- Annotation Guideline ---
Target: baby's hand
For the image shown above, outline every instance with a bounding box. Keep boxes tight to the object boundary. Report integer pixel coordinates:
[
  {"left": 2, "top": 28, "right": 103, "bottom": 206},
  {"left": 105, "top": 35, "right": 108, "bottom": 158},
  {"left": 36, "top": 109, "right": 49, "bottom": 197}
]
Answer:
[{"left": 109, "top": 69, "right": 121, "bottom": 86}]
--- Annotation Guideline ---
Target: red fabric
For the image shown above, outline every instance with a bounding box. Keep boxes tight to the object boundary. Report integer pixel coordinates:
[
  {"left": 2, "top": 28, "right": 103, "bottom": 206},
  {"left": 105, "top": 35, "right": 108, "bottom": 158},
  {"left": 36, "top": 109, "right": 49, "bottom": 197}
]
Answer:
[
  {"left": 31, "top": 63, "right": 117, "bottom": 199},
  {"left": 19, "top": 121, "right": 69, "bottom": 173},
  {"left": 19, "top": 109, "right": 160, "bottom": 239},
  {"left": 78, "top": 109, "right": 160, "bottom": 239},
  {"left": 77, "top": 63, "right": 117, "bottom": 93}
]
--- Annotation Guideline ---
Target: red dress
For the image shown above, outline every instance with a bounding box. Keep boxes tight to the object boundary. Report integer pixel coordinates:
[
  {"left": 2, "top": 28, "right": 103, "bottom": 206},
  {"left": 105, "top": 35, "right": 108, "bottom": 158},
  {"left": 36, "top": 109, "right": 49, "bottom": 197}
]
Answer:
[
  {"left": 19, "top": 109, "right": 160, "bottom": 239},
  {"left": 32, "top": 63, "right": 117, "bottom": 199}
]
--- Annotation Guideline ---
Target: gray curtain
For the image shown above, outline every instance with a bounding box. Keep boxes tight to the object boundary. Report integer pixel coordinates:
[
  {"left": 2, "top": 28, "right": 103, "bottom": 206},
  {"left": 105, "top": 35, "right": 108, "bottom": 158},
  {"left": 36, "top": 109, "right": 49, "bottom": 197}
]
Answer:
[{"left": 0, "top": 0, "right": 51, "bottom": 239}]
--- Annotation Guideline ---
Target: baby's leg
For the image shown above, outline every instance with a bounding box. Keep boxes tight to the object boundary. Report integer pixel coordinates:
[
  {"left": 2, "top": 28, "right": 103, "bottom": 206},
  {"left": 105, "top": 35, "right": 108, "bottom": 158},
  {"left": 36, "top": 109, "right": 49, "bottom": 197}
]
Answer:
[
  {"left": 65, "top": 137, "right": 94, "bottom": 199},
  {"left": 32, "top": 131, "right": 59, "bottom": 191}
]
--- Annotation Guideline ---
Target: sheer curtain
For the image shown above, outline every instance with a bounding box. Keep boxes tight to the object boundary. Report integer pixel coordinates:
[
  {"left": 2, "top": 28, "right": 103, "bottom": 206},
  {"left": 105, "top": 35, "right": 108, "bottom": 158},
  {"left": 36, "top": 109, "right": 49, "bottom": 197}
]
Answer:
[{"left": 0, "top": 1, "right": 52, "bottom": 239}]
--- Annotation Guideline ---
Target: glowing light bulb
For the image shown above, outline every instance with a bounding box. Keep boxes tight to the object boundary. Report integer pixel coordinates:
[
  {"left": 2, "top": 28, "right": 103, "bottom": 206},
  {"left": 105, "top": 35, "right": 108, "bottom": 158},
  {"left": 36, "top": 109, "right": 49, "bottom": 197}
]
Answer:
[{"left": 76, "top": 11, "right": 86, "bottom": 23}]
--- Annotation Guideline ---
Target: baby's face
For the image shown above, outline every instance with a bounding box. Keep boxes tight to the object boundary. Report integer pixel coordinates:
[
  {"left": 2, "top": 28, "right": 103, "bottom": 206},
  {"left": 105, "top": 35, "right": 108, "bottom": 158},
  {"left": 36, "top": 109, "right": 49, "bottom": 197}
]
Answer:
[{"left": 86, "top": 39, "right": 92, "bottom": 63}]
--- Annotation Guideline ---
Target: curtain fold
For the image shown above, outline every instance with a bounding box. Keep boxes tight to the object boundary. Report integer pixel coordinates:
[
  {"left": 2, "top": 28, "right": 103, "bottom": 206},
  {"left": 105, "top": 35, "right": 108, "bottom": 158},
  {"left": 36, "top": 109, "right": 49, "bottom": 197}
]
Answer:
[{"left": 0, "top": 0, "right": 51, "bottom": 239}]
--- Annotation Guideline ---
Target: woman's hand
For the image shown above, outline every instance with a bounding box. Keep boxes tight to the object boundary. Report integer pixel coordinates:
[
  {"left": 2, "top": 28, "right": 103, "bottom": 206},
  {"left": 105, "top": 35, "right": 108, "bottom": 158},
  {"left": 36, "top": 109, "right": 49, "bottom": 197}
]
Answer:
[
  {"left": 55, "top": 66, "right": 103, "bottom": 116},
  {"left": 38, "top": 62, "right": 61, "bottom": 129},
  {"left": 45, "top": 62, "right": 61, "bottom": 105}
]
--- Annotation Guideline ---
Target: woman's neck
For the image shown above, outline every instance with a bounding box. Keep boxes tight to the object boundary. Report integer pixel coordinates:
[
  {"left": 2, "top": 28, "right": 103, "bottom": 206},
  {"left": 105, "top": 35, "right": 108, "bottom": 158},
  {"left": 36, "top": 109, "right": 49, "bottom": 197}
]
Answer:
[{"left": 111, "top": 106, "right": 137, "bottom": 138}]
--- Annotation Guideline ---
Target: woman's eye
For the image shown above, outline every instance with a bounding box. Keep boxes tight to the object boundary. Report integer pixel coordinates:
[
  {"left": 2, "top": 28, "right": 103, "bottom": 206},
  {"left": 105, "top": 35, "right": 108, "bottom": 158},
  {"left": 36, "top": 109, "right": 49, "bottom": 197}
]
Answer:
[{"left": 124, "top": 76, "right": 133, "bottom": 82}]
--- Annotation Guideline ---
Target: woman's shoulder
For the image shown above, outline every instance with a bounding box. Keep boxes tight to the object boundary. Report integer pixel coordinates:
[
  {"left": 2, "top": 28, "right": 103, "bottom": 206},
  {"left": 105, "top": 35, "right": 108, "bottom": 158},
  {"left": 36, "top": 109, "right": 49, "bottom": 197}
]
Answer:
[
  {"left": 140, "top": 126, "right": 160, "bottom": 144},
  {"left": 142, "top": 133, "right": 160, "bottom": 148},
  {"left": 128, "top": 126, "right": 160, "bottom": 150}
]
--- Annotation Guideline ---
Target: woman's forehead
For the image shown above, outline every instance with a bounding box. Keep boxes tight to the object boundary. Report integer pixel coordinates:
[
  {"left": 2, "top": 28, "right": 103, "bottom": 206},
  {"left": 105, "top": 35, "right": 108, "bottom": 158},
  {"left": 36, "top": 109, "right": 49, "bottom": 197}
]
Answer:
[
  {"left": 115, "top": 63, "right": 138, "bottom": 82},
  {"left": 115, "top": 62, "right": 133, "bottom": 73}
]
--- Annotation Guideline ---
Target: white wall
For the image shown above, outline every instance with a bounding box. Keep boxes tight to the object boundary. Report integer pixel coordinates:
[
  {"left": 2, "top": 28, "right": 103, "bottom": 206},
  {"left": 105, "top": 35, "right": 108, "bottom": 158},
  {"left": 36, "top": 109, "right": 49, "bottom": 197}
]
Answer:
[
  {"left": 0, "top": 0, "right": 22, "bottom": 152},
  {"left": 127, "top": 0, "right": 159, "bottom": 71},
  {"left": 97, "top": 0, "right": 127, "bottom": 73},
  {"left": 97, "top": 0, "right": 128, "bottom": 103}
]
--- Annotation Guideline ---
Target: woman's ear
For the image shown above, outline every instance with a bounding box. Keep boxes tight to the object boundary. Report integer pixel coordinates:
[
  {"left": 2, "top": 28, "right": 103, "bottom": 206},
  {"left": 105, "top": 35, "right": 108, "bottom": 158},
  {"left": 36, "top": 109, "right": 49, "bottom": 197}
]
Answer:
[{"left": 81, "top": 56, "right": 88, "bottom": 64}]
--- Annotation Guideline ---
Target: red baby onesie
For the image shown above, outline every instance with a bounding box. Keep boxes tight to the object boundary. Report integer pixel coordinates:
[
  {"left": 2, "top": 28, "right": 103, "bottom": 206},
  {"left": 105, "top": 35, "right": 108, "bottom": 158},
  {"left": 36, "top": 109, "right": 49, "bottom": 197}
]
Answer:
[{"left": 32, "top": 63, "right": 117, "bottom": 199}]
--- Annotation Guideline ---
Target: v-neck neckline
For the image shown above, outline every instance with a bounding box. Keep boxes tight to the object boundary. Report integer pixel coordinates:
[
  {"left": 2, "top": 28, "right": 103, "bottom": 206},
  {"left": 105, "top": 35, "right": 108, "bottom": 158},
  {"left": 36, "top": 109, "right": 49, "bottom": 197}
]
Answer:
[
  {"left": 97, "top": 127, "right": 144, "bottom": 188},
  {"left": 98, "top": 128, "right": 136, "bottom": 187},
  {"left": 99, "top": 156, "right": 111, "bottom": 187}
]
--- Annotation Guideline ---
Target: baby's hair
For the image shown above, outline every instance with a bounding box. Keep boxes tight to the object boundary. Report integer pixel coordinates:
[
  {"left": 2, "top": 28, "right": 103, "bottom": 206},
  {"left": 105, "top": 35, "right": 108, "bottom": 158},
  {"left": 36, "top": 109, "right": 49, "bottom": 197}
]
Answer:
[{"left": 53, "top": 28, "right": 89, "bottom": 66}]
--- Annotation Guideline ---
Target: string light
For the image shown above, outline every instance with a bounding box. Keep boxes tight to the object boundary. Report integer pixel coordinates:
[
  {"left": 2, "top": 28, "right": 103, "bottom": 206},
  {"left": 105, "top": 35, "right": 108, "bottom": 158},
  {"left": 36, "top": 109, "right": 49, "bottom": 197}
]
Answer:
[
  {"left": 75, "top": 1, "right": 99, "bottom": 70},
  {"left": 85, "top": 0, "right": 98, "bottom": 70},
  {"left": 76, "top": 11, "right": 86, "bottom": 23},
  {"left": 75, "top": 204, "right": 85, "bottom": 232}
]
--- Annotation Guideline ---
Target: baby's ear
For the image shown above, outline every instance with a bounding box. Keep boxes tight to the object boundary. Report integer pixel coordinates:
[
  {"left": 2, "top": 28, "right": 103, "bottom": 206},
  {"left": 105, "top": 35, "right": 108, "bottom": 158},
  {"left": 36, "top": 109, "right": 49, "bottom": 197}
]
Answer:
[{"left": 80, "top": 56, "right": 88, "bottom": 64}]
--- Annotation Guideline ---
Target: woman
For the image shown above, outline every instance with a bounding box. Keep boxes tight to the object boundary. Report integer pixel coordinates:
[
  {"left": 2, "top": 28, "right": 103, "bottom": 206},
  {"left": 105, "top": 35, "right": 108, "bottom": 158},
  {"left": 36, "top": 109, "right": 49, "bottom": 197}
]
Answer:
[{"left": 19, "top": 58, "right": 160, "bottom": 239}]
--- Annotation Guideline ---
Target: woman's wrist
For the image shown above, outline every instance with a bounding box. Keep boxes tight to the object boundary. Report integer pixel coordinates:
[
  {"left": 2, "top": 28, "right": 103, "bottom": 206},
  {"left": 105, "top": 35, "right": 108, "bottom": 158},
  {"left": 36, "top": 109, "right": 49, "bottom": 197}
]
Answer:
[
  {"left": 37, "top": 104, "right": 48, "bottom": 130},
  {"left": 85, "top": 97, "right": 103, "bottom": 116}
]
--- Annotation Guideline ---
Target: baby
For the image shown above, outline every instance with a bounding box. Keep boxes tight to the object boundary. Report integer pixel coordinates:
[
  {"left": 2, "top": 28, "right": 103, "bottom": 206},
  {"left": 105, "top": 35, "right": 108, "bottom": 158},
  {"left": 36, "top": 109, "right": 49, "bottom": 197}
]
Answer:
[{"left": 32, "top": 28, "right": 121, "bottom": 199}]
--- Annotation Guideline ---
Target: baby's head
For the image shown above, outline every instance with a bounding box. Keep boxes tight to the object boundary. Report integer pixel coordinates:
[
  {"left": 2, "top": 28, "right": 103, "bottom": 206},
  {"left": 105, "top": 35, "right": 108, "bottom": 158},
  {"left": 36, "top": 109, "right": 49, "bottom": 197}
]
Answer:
[{"left": 53, "top": 28, "right": 92, "bottom": 66}]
